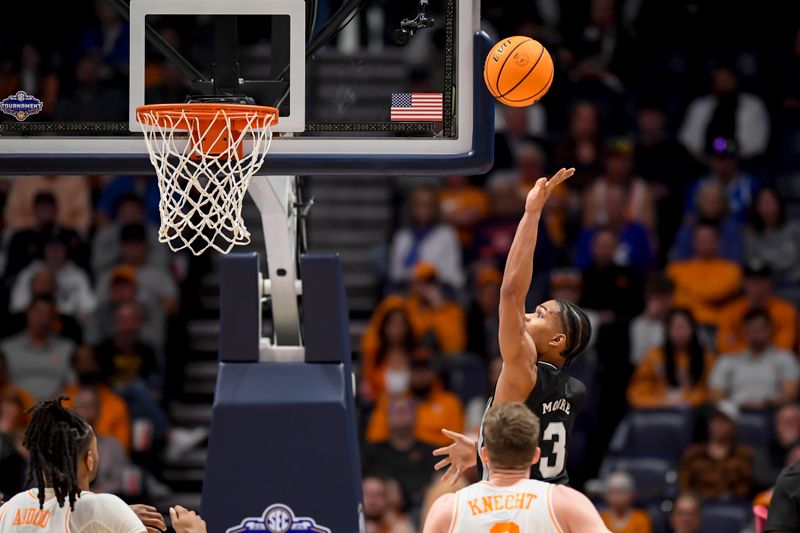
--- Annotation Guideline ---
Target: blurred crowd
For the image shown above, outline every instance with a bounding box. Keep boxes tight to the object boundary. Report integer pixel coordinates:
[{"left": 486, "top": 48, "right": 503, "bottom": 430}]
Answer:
[
  {"left": 357, "top": 2, "right": 800, "bottom": 533},
  {"left": 0, "top": 175, "right": 210, "bottom": 504}
]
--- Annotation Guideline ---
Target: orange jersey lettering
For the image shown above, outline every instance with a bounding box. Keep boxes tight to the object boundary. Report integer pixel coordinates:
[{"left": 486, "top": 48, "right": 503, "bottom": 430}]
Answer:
[{"left": 466, "top": 493, "right": 538, "bottom": 515}]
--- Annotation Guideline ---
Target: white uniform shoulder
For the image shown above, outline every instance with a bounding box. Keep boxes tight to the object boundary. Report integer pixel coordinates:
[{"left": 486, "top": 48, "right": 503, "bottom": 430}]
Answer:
[
  {"left": 69, "top": 492, "right": 146, "bottom": 533},
  {"left": 551, "top": 485, "right": 610, "bottom": 533}
]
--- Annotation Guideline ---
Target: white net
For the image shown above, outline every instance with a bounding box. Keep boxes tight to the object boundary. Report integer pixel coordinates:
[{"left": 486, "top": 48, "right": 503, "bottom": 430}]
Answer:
[{"left": 137, "top": 105, "right": 277, "bottom": 255}]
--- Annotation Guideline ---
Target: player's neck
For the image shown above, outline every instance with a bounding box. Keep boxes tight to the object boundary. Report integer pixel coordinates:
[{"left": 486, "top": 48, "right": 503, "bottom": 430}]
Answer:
[
  {"left": 487, "top": 469, "right": 530, "bottom": 486},
  {"left": 538, "top": 353, "right": 564, "bottom": 369},
  {"left": 77, "top": 468, "right": 92, "bottom": 492}
]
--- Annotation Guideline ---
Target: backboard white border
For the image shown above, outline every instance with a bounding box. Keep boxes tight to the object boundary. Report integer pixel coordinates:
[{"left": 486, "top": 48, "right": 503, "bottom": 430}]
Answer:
[
  {"left": 129, "top": 0, "right": 306, "bottom": 133},
  {"left": 0, "top": 0, "right": 477, "bottom": 157}
]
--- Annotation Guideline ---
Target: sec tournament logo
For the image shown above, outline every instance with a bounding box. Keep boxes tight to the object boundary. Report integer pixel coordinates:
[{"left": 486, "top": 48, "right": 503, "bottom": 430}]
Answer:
[
  {"left": 0, "top": 91, "right": 43, "bottom": 121},
  {"left": 226, "top": 504, "right": 331, "bottom": 533}
]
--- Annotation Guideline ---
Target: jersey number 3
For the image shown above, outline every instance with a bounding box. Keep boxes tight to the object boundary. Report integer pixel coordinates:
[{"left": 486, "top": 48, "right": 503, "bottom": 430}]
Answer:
[
  {"left": 490, "top": 522, "right": 520, "bottom": 533},
  {"left": 539, "top": 421, "right": 566, "bottom": 478}
]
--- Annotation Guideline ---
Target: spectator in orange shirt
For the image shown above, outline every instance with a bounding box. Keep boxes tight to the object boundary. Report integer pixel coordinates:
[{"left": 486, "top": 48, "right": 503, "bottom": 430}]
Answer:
[
  {"left": 667, "top": 220, "right": 743, "bottom": 328},
  {"left": 717, "top": 260, "right": 798, "bottom": 354},
  {"left": 439, "top": 176, "right": 490, "bottom": 247},
  {"left": 62, "top": 346, "right": 131, "bottom": 452},
  {"left": 359, "top": 301, "right": 416, "bottom": 404},
  {"left": 600, "top": 471, "right": 653, "bottom": 533},
  {"left": 367, "top": 357, "right": 464, "bottom": 446},
  {"left": 405, "top": 263, "right": 466, "bottom": 354},
  {"left": 361, "top": 264, "right": 466, "bottom": 368},
  {"left": 628, "top": 308, "right": 714, "bottom": 409}
]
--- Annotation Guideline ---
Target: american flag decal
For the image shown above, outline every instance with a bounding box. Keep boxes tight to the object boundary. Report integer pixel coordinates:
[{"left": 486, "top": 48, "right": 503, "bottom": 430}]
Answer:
[{"left": 390, "top": 92, "right": 443, "bottom": 121}]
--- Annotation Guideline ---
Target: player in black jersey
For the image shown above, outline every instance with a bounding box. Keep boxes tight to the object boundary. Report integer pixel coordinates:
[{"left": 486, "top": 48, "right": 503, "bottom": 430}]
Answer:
[{"left": 433, "top": 168, "right": 592, "bottom": 485}]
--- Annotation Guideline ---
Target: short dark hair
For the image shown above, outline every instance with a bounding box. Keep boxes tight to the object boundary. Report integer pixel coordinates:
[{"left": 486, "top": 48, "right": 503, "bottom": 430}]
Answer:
[
  {"left": 743, "top": 308, "right": 772, "bottom": 326},
  {"left": 33, "top": 192, "right": 57, "bottom": 207},
  {"left": 120, "top": 223, "right": 147, "bottom": 243},
  {"left": 556, "top": 299, "right": 592, "bottom": 364},
  {"left": 592, "top": 225, "right": 619, "bottom": 247},
  {"left": 637, "top": 95, "right": 666, "bottom": 113},
  {"left": 409, "top": 185, "right": 440, "bottom": 219},
  {"left": 28, "top": 294, "right": 55, "bottom": 311},
  {"left": 694, "top": 218, "right": 721, "bottom": 234},
  {"left": 116, "top": 193, "right": 144, "bottom": 211},
  {"left": 482, "top": 403, "right": 540, "bottom": 470}
]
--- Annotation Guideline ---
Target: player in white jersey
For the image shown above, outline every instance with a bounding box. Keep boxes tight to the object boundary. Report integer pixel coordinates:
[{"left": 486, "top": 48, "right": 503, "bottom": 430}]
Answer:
[
  {"left": 423, "top": 403, "right": 609, "bottom": 533},
  {"left": 0, "top": 398, "right": 206, "bottom": 533}
]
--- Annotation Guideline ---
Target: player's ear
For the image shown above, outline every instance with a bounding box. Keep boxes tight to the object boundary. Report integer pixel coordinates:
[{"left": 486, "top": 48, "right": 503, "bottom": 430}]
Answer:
[
  {"left": 86, "top": 449, "right": 95, "bottom": 473},
  {"left": 479, "top": 446, "right": 489, "bottom": 465},
  {"left": 531, "top": 447, "right": 541, "bottom": 465},
  {"left": 550, "top": 333, "right": 566, "bottom": 348}
]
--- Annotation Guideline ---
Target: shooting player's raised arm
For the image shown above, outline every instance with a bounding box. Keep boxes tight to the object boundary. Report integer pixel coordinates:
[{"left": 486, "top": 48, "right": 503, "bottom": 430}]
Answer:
[{"left": 495, "top": 169, "right": 574, "bottom": 404}]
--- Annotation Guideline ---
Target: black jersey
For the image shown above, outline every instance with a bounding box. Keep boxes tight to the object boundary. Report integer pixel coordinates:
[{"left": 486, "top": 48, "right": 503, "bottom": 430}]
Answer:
[{"left": 478, "top": 361, "right": 587, "bottom": 485}]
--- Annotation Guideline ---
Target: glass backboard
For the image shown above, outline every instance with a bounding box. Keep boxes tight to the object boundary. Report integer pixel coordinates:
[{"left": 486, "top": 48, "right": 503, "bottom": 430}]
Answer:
[{"left": 0, "top": 0, "right": 492, "bottom": 175}]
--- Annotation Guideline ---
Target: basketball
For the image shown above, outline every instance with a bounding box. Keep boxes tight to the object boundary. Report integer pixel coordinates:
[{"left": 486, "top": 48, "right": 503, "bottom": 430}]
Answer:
[{"left": 484, "top": 36, "right": 554, "bottom": 107}]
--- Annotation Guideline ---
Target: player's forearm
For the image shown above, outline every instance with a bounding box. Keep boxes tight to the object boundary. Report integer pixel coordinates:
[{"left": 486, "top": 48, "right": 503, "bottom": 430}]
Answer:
[{"left": 500, "top": 210, "right": 540, "bottom": 300}]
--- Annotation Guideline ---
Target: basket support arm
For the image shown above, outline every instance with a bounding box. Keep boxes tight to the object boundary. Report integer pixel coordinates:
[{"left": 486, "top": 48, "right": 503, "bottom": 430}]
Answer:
[{"left": 248, "top": 176, "right": 303, "bottom": 358}]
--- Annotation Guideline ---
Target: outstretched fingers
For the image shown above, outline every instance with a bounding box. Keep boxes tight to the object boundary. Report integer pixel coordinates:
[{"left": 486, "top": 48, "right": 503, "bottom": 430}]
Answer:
[
  {"left": 441, "top": 428, "right": 467, "bottom": 443},
  {"left": 548, "top": 167, "right": 576, "bottom": 188},
  {"left": 434, "top": 457, "right": 452, "bottom": 471}
]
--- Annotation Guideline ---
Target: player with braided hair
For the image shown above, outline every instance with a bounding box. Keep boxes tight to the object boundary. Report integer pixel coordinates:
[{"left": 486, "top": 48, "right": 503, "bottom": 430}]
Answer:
[
  {"left": 23, "top": 396, "right": 93, "bottom": 511},
  {"left": 434, "top": 168, "right": 593, "bottom": 485},
  {"left": 0, "top": 398, "right": 206, "bottom": 533}
]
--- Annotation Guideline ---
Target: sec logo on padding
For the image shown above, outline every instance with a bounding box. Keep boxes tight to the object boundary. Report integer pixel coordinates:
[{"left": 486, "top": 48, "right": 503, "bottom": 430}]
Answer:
[{"left": 226, "top": 503, "right": 331, "bottom": 533}]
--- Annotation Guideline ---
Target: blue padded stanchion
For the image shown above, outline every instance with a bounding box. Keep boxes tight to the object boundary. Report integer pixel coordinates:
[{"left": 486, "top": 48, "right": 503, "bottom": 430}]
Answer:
[{"left": 202, "top": 253, "right": 363, "bottom": 533}]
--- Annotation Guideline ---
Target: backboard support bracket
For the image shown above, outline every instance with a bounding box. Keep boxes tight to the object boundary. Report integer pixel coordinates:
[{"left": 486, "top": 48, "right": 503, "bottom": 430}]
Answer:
[{"left": 250, "top": 175, "right": 303, "bottom": 359}]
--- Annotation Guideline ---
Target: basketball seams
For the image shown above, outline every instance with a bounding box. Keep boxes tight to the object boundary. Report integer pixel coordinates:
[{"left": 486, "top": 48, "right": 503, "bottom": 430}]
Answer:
[
  {"left": 499, "top": 45, "right": 545, "bottom": 99},
  {"left": 500, "top": 65, "right": 554, "bottom": 104},
  {"left": 492, "top": 38, "right": 533, "bottom": 97},
  {"left": 484, "top": 36, "right": 554, "bottom": 108}
]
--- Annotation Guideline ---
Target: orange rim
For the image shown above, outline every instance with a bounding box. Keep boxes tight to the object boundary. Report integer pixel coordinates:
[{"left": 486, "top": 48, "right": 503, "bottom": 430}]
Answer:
[
  {"left": 135, "top": 103, "right": 278, "bottom": 157},
  {"left": 136, "top": 103, "right": 278, "bottom": 130}
]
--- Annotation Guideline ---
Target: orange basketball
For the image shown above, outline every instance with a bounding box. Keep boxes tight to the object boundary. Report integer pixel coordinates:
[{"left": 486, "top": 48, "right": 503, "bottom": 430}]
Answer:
[{"left": 484, "top": 36, "right": 554, "bottom": 107}]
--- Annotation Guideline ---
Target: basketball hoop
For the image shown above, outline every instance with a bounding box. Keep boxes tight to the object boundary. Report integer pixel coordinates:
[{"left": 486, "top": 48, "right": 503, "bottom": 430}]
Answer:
[{"left": 136, "top": 103, "right": 279, "bottom": 255}]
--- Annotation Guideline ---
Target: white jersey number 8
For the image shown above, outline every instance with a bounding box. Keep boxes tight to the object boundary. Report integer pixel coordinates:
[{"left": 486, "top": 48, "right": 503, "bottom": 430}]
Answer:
[{"left": 538, "top": 422, "right": 566, "bottom": 478}]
